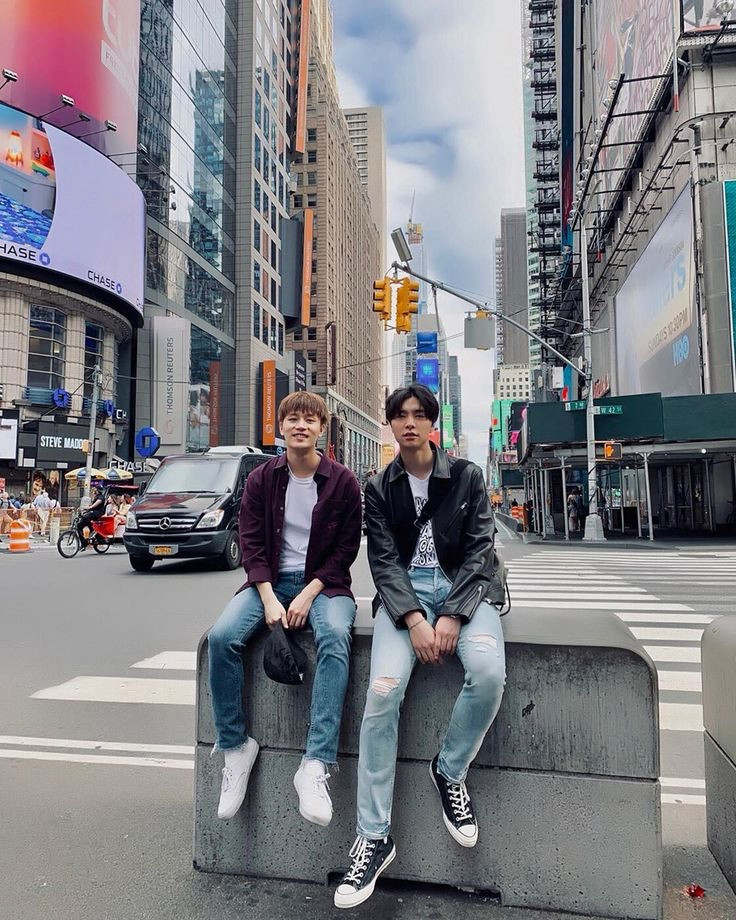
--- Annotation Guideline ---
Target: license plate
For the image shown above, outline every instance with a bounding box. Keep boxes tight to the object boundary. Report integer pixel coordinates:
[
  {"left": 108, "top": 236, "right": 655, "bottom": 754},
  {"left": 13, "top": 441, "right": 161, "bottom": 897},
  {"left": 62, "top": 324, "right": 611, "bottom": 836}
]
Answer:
[{"left": 151, "top": 545, "right": 177, "bottom": 556}]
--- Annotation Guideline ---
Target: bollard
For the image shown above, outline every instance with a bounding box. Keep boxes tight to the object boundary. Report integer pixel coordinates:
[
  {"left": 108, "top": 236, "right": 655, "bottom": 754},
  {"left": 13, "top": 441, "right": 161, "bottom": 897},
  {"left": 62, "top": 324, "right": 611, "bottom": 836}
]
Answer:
[
  {"left": 49, "top": 515, "right": 60, "bottom": 545},
  {"left": 9, "top": 519, "right": 31, "bottom": 553}
]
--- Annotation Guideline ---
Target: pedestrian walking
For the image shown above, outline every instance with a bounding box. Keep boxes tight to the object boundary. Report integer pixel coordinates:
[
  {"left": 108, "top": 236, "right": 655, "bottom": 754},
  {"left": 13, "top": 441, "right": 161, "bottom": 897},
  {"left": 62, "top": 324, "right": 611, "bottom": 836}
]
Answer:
[
  {"left": 567, "top": 487, "right": 580, "bottom": 533},
  {"left": 208, "top": 392, "right": 362, "bottom": 828},
  {"left": 334, "top": 384, "right": 506, "bottom": 909},
  {"left": 32, "top": 489, "right": 55, "bottom": 537}
]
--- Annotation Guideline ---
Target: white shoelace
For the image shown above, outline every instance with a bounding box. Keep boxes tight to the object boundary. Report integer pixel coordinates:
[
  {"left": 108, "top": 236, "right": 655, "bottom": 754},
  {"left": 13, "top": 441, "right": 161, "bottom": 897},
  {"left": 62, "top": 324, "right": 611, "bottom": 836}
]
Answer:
[
  {"left": 448, "top": 781, "right": 473, "bottom": 823},
  {"left": 310, "top": 770, "right": 331, "bottom": 799},
  {"left": 343, "top": 836, "right": 376, "bottom": 885},
  {"left": 220, "top": 766, "right": 233, "bottom": 793}
]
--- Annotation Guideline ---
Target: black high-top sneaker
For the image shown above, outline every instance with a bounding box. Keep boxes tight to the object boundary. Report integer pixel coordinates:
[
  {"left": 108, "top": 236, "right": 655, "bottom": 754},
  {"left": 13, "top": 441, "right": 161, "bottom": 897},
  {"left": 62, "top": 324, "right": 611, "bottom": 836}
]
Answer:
[
  {"left": 430, "top": 755, "right": 479, "bottom": 847},
  {"left": 333, "top": 835, "right": 396, "bottom": 909}
]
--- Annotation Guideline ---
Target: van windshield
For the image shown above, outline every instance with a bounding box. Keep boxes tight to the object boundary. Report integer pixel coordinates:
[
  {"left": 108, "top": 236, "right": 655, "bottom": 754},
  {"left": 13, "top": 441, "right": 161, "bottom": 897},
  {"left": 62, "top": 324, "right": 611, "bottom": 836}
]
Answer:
[{"left": 146, "top": 458, "right": 239, "bottom": 494}]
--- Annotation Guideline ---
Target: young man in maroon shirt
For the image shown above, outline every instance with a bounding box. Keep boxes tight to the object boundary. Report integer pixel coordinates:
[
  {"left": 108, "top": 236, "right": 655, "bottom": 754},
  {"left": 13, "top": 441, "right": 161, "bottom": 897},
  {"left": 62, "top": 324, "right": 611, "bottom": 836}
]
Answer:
[{"left": 208, "top": 392, "right": 362, "bottom": 827}]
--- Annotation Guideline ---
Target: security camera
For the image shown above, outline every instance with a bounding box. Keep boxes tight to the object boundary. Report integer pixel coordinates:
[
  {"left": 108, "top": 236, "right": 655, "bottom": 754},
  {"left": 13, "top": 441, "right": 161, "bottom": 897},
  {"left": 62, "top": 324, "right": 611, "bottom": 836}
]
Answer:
[
  {"left": 105, "top": 120, "right": 118, "bottom": 131},
  {"left": 60, "top": 94, "right": 74, "bottom": 106},
  {"left": 78, "top": 112, "right": 91, "bottom": 122},
  {"left": 2, "top": 68, "right": 18, "bottom": 82}
]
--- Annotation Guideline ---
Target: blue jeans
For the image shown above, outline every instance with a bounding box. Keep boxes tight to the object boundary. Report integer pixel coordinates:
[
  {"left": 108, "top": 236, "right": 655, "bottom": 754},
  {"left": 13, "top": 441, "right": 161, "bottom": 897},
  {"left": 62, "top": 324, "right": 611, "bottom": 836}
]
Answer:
[
  {"left": 356, "top": 566, "right": 506, "bottom": 839},
  {"left": 208, "top": 571, "right": 356, "bottom": 763}
]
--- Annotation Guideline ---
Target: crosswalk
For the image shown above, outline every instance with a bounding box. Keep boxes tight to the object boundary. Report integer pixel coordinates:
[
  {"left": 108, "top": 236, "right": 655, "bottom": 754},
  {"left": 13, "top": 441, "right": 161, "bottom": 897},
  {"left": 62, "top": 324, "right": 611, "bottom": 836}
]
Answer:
[{"left": 506, "top": 547, "right": 736, "bottom": 805}]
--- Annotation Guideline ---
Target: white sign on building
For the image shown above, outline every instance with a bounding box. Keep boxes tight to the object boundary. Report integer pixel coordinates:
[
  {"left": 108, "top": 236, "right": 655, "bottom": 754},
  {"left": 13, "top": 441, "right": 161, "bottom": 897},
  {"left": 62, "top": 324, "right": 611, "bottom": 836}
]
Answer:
[{"left": 152, "top": 315, "right": 188, "bottom": 446}]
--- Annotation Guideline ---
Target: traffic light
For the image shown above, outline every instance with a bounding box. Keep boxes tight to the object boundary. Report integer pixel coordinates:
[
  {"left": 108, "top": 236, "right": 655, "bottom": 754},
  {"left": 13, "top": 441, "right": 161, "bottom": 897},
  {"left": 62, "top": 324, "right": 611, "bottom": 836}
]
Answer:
[
  {"left": 372, "top": 278, "right": 392, "bottom": 322},
  {"left": 595, "top": 441, "right": 623, "bottom": 461},
  {"left": 396, "top": 278, "right": 419, "bottom": 334}
]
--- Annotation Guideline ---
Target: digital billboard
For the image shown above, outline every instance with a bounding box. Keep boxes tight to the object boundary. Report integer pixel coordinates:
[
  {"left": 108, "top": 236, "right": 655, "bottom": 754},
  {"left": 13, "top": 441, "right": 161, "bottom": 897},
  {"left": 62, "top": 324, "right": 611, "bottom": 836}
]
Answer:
[
  {"left": 593, "top": 0, "right": 672, "bottom": 195},
  {"left": 0, "top": 101, "right": 145, "bottom": 315},
  {"left": 615, "top": 188, "right": 701, "bottom": 397},
  {"left": 0, "top": 0, "right": 140, "bottom": 156}
]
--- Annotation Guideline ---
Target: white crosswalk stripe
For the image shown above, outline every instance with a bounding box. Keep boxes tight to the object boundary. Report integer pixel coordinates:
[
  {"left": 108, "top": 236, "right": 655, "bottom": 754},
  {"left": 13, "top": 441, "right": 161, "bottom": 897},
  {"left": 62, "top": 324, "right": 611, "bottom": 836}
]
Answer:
[{"left": 505, "top": 546, "right": 736, "bottom": 800}]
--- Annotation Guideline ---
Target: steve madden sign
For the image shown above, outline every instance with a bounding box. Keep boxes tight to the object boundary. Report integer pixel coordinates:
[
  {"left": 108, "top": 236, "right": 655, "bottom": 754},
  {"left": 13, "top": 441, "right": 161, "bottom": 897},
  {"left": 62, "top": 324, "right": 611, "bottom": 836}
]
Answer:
[{"left": 37, "top": 422, "right": 97, "bottom": 463}]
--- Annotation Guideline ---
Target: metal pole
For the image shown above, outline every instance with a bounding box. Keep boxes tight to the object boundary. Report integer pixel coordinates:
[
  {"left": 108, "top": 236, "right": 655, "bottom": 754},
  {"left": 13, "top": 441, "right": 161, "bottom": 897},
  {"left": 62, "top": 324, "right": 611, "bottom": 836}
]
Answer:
[
  {"left": 391, "top": 262, "right": 584, "bottom": 379},
  {"left": 635, "top": 462, "right": 643, "bottom": 539},
  {"left": 83, "top": 364, "right": 101, "bottom": 502},
  {"left": 620, "top": 463, "right": 625, "bottom": 534},
  {"left": 561, "top": 458, "right": 570, "bottom": 541},
  {"left": 643, "top": 452, "right": 655, "bottom": 542},
  {"left": 541, "top": 468, "right": 548, "bottom": 539},
  {"left": 432, "top": 285, "right": 443, "bottom": 446},
  {"left": 580, "top": 221, "right": 605, "bottom": 542}
]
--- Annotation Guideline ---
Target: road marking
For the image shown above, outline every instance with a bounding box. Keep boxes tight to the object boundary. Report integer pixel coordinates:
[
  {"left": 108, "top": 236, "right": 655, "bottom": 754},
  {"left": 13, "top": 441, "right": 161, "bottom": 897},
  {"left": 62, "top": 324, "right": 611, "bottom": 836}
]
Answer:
[
  {"left": 616, "top": 613, "right": 714, "bottom": 624},
  {"left": 31, "top": 676, "right": 195, "bottom": 706},
  {"left": 629, "top": 627, "right": 703, "bottom": 641},
  {"left": 509, "top": 581, "right": 644, "bottom": 591},
  {"left": 511, "top": 601, "right": 692, "bottom": 611},
  {"left": 130, "top": 652, "right": 197, "bottom": 671},
  {"left": 511, "top": 592, "right": 658, "bottom": 601},
  {"left": 644, "top": 646, "right": 701, "bottom": 663},
  {"left": 657, "top": 671, "right": 702, "bottom": 693},
  {"left": 659, "top": 702, "right": 703, "bottom": 732},
  {"left": 661, "top": 793, "right": 706, "bottom": 805},
  {"left": 0, "top": 749, "right": 194, "bottom": 769},
  {"left": 0, "top": 735, "right": 193, "bottom": 755},
  {"left": 660, "top": 777, "right": 705, "bottom": 789}
]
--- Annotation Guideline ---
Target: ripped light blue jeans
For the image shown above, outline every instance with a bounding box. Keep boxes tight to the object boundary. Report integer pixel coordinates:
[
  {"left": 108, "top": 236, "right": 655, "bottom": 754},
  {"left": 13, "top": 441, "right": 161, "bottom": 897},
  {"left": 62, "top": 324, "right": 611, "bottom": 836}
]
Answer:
[{"left": 356, "top": 566, "right": 506, "bottom": 839}]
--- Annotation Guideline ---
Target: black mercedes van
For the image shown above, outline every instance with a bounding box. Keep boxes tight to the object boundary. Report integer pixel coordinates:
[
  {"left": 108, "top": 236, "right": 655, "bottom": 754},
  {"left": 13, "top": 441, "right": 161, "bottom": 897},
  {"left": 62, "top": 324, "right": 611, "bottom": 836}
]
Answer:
[{"left": 123, "top": 447, "right": 269, "bottom": 572}]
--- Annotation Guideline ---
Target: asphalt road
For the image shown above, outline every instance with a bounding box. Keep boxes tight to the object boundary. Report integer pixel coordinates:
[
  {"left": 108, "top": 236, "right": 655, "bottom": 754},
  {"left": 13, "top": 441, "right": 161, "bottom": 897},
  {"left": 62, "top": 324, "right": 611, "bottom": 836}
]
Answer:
[{"left": 1, "top": 533, "right": 735, "bottom": 919}]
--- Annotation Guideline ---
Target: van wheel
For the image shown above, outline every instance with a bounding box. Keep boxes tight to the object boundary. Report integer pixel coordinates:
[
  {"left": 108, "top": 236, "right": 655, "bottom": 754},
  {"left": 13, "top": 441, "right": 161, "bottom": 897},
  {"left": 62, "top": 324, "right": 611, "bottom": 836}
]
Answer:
[
  {"left": 220, "top": 530, "right": 241, "bottom": 570},
  {"left": 129, "top": 555, "right": 155, "bottom": 572}
]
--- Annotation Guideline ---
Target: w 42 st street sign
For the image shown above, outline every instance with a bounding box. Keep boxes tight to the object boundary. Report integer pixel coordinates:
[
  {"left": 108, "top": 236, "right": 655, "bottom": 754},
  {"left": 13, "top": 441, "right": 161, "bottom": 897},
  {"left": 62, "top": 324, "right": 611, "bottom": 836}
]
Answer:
[{"left": 594, "top": 405, "right": 623, "bottom": 416}]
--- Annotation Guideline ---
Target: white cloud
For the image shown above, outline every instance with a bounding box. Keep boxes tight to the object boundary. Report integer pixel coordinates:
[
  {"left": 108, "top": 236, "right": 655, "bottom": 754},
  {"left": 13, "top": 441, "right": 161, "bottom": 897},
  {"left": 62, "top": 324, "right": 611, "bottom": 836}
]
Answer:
[{"left": 334, "top": 0, "right": 527, "bottom": 468}]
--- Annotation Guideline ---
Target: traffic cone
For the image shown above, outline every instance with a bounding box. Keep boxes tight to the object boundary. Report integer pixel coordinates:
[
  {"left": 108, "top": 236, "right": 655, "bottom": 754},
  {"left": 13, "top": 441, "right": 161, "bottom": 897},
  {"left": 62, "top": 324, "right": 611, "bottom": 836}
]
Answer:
[{"left": 9, "top": 519, "right": 31, "bottom": 553}]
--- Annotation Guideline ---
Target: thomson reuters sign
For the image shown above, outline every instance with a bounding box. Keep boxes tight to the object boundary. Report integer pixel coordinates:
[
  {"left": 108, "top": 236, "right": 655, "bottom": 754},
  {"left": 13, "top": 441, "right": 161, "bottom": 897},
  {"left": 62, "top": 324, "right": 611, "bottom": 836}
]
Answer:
[{"left": 261, "top": 360, "right": 276, "bottom": 446}]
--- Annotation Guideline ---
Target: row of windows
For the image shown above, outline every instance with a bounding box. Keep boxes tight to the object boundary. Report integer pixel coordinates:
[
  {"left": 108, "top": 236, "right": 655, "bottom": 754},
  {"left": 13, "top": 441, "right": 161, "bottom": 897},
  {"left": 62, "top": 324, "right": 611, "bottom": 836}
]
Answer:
[
  {"left": 252, "top": 303, "right": 284, "bottom": 355},
  {"left": 27, "top": 305, "right": 111, "bottom": 399}
]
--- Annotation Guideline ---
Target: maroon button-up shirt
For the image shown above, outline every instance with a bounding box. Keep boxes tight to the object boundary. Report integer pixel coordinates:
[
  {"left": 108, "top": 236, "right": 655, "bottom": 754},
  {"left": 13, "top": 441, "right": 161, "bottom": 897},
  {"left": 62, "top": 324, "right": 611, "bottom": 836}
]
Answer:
[{"left": 238, "top": 452, "right": 362, "bottom": 598}]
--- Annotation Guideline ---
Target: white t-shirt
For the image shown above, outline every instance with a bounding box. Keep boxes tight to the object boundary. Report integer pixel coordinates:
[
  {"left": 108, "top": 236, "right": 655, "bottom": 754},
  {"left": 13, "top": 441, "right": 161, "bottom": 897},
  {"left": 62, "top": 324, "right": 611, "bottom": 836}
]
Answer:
[
  {"left": 408, "top": 472, "right": 438, "bottom": 568},
  {"left": 279, "top": 468, "right": 318, "bottom": 571}
]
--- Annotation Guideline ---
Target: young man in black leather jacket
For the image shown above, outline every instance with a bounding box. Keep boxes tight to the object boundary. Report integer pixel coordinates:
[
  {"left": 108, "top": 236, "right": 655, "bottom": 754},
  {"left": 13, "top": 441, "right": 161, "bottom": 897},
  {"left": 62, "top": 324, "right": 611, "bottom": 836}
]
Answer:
[{"left": 334, "top": 385, "right": 506, "bottom": 909}]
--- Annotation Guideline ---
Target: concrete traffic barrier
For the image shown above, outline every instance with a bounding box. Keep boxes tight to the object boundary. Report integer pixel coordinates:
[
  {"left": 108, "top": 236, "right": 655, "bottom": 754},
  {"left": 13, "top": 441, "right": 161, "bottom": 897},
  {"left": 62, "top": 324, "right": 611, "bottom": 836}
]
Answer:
[
  {"left": 9, "top": 519, "right": 31, "bottom": 553},
  {"left": 702, "top": 616, "right": 736, "bottom": 895},
  {"left": 194, "top": 604, "right": 662, "bottom": 919}
]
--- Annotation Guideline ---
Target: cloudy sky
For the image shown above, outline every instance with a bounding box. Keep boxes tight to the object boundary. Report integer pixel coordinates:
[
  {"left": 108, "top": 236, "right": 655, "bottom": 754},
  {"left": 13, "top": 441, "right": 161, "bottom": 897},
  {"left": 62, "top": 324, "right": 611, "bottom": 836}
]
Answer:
[{"left": 332, "top": 1, "right": 527, "bottom": 467}]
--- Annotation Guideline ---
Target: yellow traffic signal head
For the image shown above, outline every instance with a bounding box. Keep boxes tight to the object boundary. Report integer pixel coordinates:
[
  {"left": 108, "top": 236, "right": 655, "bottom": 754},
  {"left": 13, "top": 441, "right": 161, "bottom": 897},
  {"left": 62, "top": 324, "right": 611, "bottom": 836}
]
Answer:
[
  {"left": 372, "top": 278, "right": 391, "bottom": 322},
  {"left": 406, "top": 279, "right": 419, "bottom": 313}
]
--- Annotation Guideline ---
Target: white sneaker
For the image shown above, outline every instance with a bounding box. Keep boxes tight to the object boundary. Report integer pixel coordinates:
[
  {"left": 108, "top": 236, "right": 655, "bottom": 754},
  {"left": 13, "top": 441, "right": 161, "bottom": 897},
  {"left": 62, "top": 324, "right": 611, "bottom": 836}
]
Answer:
[
  {"left": 293, "top": 758, "right": 333, "bottom": 826},
  {"left": 217, "top": 738, "right": 259, "bottom": 820}
]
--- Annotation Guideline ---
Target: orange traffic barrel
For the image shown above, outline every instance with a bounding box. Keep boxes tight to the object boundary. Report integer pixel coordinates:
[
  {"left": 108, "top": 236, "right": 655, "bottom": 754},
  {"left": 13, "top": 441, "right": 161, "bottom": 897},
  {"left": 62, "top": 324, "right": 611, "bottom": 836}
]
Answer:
[{"left": 9, "top": 519, "right": 31, "bottom": 553}]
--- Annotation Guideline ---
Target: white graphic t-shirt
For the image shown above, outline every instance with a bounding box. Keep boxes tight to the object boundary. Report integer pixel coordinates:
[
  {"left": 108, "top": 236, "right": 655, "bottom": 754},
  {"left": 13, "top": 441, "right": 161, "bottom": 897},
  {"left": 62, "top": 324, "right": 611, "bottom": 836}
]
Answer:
[{"left": 407, "top": 472, "right": 438, "bottom": 567}]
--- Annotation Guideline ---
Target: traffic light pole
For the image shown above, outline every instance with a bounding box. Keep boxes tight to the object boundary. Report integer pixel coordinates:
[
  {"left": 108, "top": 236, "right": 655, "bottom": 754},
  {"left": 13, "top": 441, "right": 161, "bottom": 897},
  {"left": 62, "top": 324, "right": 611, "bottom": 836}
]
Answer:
[{"left": 391, "top": 260, "right": 606, "bottom": 542}]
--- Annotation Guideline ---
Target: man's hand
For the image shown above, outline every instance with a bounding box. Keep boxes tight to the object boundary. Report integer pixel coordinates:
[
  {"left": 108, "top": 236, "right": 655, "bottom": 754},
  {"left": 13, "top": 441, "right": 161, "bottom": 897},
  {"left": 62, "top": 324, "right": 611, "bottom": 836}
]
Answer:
[
  {"left": 406, "top": 612, "right": 436, "bottom": 665},
  {"left": 434, "top": 616, "right": 461, "bottom": 659},
  {"left": 263, "top": 596, "right": 287, "bottom": 630},
  {"left": 286, "top": 589, "right": 314, "bottom": 630}
]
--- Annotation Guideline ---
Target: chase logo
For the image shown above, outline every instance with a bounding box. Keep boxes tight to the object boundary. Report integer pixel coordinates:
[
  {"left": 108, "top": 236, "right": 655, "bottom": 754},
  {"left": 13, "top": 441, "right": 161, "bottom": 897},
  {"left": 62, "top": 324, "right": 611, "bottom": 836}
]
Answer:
[
  {"left": 87, "top": 270, "right": 122, "bottom": 295},
  {"left": 40, "top": 252, "right": 51, "bottom": 266}
]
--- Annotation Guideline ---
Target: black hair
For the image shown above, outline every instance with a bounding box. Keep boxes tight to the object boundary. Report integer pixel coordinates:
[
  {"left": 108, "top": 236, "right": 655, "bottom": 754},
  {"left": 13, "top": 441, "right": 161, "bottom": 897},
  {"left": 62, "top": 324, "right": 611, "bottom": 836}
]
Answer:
[{"left": 385, "top": 384, "right": 440, "bottom": 425}]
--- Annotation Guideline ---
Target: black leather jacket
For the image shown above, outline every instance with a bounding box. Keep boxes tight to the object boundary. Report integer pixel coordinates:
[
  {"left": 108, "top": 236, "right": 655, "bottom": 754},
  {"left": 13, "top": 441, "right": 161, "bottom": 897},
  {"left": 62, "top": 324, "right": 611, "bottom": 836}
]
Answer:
[{"left": 365, "top": 445, "right": 496, "bottom": 628}]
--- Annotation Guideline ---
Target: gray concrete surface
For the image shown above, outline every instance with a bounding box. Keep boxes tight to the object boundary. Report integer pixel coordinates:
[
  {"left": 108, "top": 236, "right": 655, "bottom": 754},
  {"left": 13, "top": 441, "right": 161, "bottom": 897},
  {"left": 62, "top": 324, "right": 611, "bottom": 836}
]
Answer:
[
  {"left": 702, "top": 617, "right": 736, "bottom": 895},
  {"left": 195, "top": 607, "right": 662, "bottom": 918}
]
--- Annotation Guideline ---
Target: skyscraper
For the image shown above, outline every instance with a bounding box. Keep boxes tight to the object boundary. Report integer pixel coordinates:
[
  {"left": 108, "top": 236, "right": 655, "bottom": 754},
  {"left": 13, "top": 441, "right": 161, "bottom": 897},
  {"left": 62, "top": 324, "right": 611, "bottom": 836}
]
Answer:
[
  {"left": 343, "top": 107, "right": 387, "bottom": 269},
  {"left": 495, "top": 208, "right": 529, "bottom": 367}
]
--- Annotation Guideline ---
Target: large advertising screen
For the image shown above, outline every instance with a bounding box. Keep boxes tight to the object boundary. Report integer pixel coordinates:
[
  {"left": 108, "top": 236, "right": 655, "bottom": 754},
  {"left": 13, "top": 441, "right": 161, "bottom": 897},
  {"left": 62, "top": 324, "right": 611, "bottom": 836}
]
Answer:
[
  {"left": 593, "top": 0, "right": 672, "bottom": 194},
  {"left": 615, "top": 188, "right": 701, "bottom": 397},
  {"left": 0, "top": 0, "right": 140, "bottom": 157},
  {"left": 0, "top": 101, "right": 145, "bottom": 315}
]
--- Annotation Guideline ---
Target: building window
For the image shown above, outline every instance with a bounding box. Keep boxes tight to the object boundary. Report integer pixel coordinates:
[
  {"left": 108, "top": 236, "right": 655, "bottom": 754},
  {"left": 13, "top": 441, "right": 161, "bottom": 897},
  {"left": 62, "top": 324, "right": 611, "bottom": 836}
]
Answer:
[
  {"left": 307, "top": 350, "right": 317, "bottom": 363},
  {"left": 253, "top": 260, "right": 261, "bottom": 290},
  {"left": 271, "top": 240, "right": 277, "bottom": 269},
  {"left": 307, "top": 194, "right": 317, "bottom": 207},
  {"left": 307, "top": 327, "right": 317, "bottom": 341},
  {"left": 307, "top": 172, "right": 317, "bottom": 186},
  {"left": 261, "top": 310, "right": 269, "bottom": 345},
  {"left": 307, "top": 127, "right": 317, "bottom": 142},
  {"left": 278, "top": 323, "right": 284, "bottom": 355},
  {"left": 293, "top": 194, "right": 303, "bottom": 209},
  {"left": 294, "top": 329, "right": 303, "bottom": 341},
  {"left": 254, "top": 179, "right": 261, "bottom": 212},
  {"left": 307, "top": 150, "right": 317, "bottom": 164},
  {"left": 311, "top": 371, "right": 317, "bottom": 386},
  {"left": 253, "top": 303, "right": 261, "bottom": 339},
  {"left": 255, "top": 135, "right": 262, "bottom": 173},
  {"left": 83, "top": 322, "right": 104, "bottom": 400},
  {"left": 255, "top": 90, "right": 262, "bottom": 128},
  {"left": 270, "top": 277, "right": 277, "bottom": 307},
  {"left": 270, "top": 315, "right": 277, "bottom": 351},
  {"left": 254, "top": 218, "right": 261, "bottom": 252},
  {"left": 27, "top": 305, "right": 66, "bottom": 391}
]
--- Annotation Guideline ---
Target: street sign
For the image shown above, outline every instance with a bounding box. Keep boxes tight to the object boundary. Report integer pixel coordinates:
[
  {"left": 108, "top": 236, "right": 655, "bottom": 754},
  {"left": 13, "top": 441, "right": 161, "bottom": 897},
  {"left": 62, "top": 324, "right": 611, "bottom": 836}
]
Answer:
[
  {"left": 564, "top": 400, "right": 586, "bottom": 412},
  {"left": 594, "top": 405, "right": 623, "bottom": 415}
]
